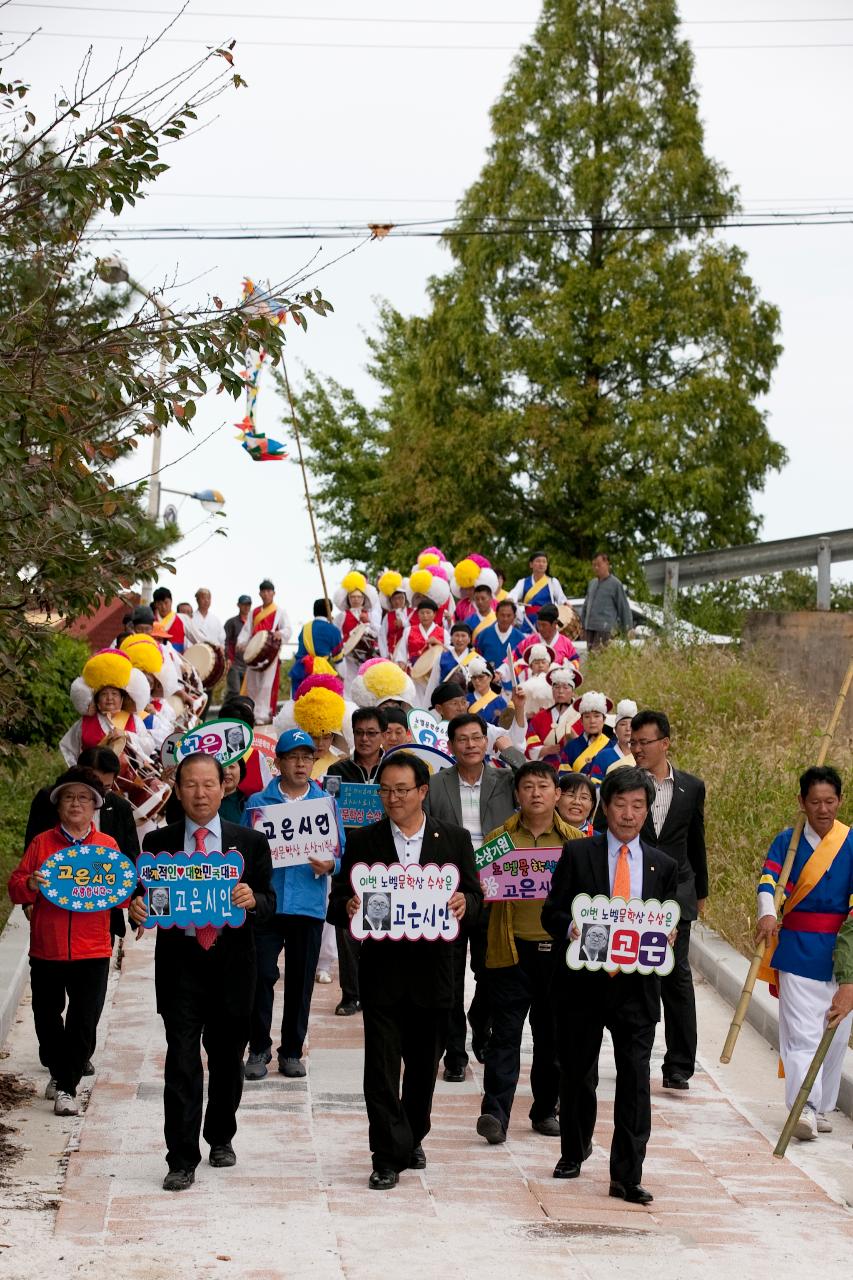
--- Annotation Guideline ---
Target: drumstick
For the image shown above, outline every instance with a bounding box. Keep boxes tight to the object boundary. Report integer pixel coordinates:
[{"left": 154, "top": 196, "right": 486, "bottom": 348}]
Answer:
[{"left": 506, "top": 643, "right": 518, "bottom": 691}]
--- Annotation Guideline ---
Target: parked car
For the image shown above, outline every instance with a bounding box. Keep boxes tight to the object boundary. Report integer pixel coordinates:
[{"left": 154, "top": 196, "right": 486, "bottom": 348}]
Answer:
[{"left": 567, "top": 598, "right": 732, "bottom": 655}]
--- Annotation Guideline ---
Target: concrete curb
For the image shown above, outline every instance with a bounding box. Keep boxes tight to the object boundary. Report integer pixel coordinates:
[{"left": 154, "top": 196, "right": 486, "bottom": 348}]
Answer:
[
  {"left": 691, "top": 921, "right": 853, "bottom": 1118},
  {"left": 0, "top": 909, "right": 29, "bottom": 1052}
]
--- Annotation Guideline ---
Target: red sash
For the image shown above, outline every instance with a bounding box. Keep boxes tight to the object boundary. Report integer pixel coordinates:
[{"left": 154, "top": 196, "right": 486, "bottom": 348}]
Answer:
[{"left": 407, "top": 624, "right": 443, "bottom": 663}]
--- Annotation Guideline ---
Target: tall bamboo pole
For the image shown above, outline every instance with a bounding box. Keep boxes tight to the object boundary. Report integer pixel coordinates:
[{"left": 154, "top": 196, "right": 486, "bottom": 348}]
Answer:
[
  {"left": 720, "top": 654, "right": 853, "bottom": 1064},
  {"left": 773, "top": 1025, "right": 837, "bottom": 1158},
  {"left": 280, "top": 361, "right": 333, "bottom": 622}
]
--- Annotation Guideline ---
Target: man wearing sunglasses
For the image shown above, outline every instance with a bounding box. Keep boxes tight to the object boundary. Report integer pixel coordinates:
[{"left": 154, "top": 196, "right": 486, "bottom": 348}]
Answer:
[{"left": 328, "top": 751, "right": 482, "bottom": 1191}]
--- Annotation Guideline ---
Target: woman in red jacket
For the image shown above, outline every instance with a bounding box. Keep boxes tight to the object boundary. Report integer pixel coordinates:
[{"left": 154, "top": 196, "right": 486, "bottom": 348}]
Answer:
[{"left": 8, "top": 767, "right": 125, "bottom": 1117}]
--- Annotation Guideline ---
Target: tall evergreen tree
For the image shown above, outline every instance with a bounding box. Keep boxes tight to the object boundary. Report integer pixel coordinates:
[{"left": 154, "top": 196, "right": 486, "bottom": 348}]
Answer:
[{"left": 296, "top": 0, "right": 783, "bottom": 588}]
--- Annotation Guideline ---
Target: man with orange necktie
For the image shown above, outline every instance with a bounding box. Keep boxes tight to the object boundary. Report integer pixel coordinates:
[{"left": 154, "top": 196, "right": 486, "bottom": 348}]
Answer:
[
  {"left": 542, "top": 767, "right": 677, "bottom": 1205},
  {"left": 130, "top": 752, "right": 275, "bottom": 1191}
]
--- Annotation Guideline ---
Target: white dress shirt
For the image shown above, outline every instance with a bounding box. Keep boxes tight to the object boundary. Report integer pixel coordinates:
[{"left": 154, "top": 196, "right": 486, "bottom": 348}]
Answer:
[
  {"left": 649, "top": 762, "right": 675, "bottom": 837},
  {"left": 457, "top": 770, "right": 484, "bottom": 848},
  {"left": 391, "top": 817, "right": 427, "bottom": 866},
  {"left": 606, "top": 830, "right": 643, "bottom": 900}
]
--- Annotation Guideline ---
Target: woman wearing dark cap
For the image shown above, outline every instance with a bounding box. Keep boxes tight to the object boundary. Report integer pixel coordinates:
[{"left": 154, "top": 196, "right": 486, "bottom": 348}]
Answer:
[{"left": 8, "top": 767, "right": 129, "bottom": 1117}]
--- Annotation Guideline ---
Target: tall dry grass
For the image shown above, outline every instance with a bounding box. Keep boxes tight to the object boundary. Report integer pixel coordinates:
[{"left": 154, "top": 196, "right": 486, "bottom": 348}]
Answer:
[{"left": 582, "top": 641, "right": 853, "bottom": 955}]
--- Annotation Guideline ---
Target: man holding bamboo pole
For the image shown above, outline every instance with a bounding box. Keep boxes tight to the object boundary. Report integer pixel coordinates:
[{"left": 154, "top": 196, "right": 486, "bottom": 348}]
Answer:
[{"left": 755, "top": 766, "right": 853, "bottom": 1141}]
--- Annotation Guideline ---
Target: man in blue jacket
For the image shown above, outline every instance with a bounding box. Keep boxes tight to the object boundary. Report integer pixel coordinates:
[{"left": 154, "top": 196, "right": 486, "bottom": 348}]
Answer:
[{"left": 242, "top": 729, "right": 345, "bottom": 1080}]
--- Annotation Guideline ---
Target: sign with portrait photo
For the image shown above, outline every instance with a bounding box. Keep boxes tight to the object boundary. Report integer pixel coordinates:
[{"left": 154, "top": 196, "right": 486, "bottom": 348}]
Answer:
[
  {"left": 175, "top": 718, "right": 254, "bottom": 768},
  {"left": 37, "top": 844, "right": 137, "bottom": 914},
  {"left": 136, "top": 849, "right": 246, "bottom": 930},
  {"left": 566, "top": 893, "right": 681, "bottom": 976},
  {"left": 348, "top": 861, "right": 461, "bottom": 942},
  {"left": 247, "top": 796, "right": 340, "bottom": 868}
]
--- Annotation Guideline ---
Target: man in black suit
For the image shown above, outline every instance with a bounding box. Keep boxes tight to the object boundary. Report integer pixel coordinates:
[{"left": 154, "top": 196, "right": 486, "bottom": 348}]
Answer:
[
  {"left": 129, "top": 752, "right": 275, "bottom": 1192},
  {"left": 630, "top": 710, "right": 707, "bottom": 1090},
  {"left": 425, "top": 710, "right": 526, "bottom": 1079},
  {"left": 328, "top": 751, "right": 482, "bottom": 1191},
  {"left": 542, "top": 767, "right": 678, "bottom": 1205}
]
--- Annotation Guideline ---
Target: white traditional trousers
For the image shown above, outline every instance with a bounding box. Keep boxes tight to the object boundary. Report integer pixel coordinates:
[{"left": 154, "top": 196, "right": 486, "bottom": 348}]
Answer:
[{"left": 777, "top": 970, "right": 853, "bottom": 1111}]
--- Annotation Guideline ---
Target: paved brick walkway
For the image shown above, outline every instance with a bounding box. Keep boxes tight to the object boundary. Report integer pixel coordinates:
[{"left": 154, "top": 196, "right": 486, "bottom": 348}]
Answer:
[{"left": 4, "top": 938, "right": 853, "bottom": 1278}]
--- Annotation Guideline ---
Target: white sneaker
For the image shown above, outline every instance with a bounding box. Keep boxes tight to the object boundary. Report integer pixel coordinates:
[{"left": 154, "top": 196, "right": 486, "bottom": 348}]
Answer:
[
  {"left": 54, "top": 1091, "right": 79, "bottom": 1117},
  {"left": 794, "top": 1105, "right": 818, "bottom": 1141},
  {"left": 315, "top": 970, "right": 332, "bottom": 984},
  {"left": 817, "top": 1112, "right": 833, "bottom": 1133},
  {"left": 44, "top": 1077, "right": 57, "bottom": 1101}
]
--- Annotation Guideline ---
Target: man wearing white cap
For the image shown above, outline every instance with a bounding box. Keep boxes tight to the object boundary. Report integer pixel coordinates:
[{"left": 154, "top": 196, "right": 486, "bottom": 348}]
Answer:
[
  {"left": 586, "top": 700, "right": 638, "bottom": 783},
  {"left": 559, "top": 692, "right": 614, "bottom": 774}
]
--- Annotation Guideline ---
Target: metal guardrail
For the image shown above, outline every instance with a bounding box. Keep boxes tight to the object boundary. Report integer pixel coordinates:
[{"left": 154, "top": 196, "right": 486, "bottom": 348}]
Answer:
[{"left": 643, "top": 527, "right": 853, "bottom": 615}]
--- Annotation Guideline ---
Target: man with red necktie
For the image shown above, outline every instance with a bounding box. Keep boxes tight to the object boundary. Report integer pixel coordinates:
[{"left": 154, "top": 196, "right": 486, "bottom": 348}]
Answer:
[
  {"left": 542, "top": 767, "right": 677, "bottom": 1206},
  {"left": 131, "top": 752, "right": 275, "bottom": 1192}
]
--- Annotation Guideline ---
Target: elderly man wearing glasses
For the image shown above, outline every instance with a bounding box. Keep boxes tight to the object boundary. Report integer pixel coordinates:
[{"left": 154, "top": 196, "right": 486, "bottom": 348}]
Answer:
[{"left": 329, "top": 751, "right": 482, "bottom": 1190}]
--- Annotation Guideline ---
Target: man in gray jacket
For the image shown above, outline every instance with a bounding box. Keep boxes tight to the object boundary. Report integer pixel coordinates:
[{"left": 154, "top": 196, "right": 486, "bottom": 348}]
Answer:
[
  {"left": 581, "top": 552, "right": 634, "bottom": 650},
  {"left": 426, "top": 713, "right": 525, "bottom": 1080}
]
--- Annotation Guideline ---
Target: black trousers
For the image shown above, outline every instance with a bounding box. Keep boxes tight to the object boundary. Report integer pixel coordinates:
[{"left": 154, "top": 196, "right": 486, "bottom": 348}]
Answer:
[
  {"left": 161, "top": 956, "right": 250, "bottom": 1171},
  {"left": 250, "top": 914, "right": 323, "bottom": 1060},
  {"left": 660, "top": 920, "right": 696, "bottom": 1078},
  {"left": 557, "top": 1008, "right": 655, "bottom": 1186},
  {"left": 443, "top": 915, "right": 489, "bottom": 1072},
  {"left": 30, "top": 957, "right": 109, "bottom": 1096},
  {"left": 481, "top": 941, "right": 559, "bottom": 1129},
  {"left": 336, "top": 926, "right": 361, "bottom": 1005},
  {"left": 362, "top": 999, "right": 449, "bottom": 1172}
]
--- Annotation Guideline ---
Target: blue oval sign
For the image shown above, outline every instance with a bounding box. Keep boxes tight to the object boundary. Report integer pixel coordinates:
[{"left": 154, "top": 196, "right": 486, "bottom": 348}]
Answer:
[{"left": 38, "top": 844, "right": 138, "bottom": 914}]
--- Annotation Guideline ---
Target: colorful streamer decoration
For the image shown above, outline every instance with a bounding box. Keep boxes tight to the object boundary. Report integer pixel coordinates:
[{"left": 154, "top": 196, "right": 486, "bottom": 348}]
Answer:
[{"left": 235, "top": 278, "right": 288, "bottom": 463}]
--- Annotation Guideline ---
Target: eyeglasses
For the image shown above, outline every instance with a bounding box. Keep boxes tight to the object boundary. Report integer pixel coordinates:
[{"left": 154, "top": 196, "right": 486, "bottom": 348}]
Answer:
[
  {"left": 377, "top": 784, "right": 420, "bottom": 799},
  {"left": 629, "top": 736, "right": 665, "bottom": 748},
  {"left": 354, "top": 728, "right": 381, "bottom": 738},
  {"left": 62, "top": 792, "right": 95, "bottom": 806},
  {"left": 453, "top": 735, "right": 486, "bottom": 747}
]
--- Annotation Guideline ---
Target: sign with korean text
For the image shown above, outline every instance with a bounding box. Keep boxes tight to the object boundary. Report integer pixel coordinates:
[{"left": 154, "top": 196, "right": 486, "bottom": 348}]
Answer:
[
  {"left": 176, "top": 718, "right": 254, "bottom": 768},
  {"left": 247, "top": 796, "right": 339, "bottom": 868},
  {"left": 137, "top": 849, "right": 245, "bottom": 930},
  {"left": 38, "top": 844, "right": 137, "bottom": 914},
  {"left": 566, "top": 894, "right": 681, "bottom": 976},
  {"left": 328, "top": 781, "right": 384, "bottom": 829},
  {"left": 349, "top": 862, "right": 460, "bottom": 942},
  {"left": 478, "top": 838, "right": 563, "bottom": 903},
  {"left": 407, "top": 709, "right": 450, "bottom": 755}
]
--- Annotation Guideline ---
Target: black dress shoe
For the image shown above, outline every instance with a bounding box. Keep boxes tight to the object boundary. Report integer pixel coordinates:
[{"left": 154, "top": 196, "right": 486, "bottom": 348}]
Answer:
[
  {"left": 442, "top": 1066, "right": 466, "bottom": 1083},
  {"left": 368, "top": 1167, "right": 399, "bottom": 1191},
  {"left": 662, "top": 1072, "right": 690, "bottom": 1090},
  {"left": 82, "top": 1059, "right": 95, "bottom": 1076},
  {"left": 609, "top": 1180, "right": 653, "bottom": 1205},
  {"left": 162, "top": 1168, "right": 195, "bottom": 1192},
  {"left": 209, "top": 1143, "right": 236, "bottom": 1168},
  {"left": 553, "top": 1158, "right": 581, "bottom": 1179},
  {"left": 335, "top": 1000, "right": 362, "bottom": 1017},
  {"left": 531, "top": 1115, "right": 561, "bottom": 1137},
  {"left": 408, "top": 1145, "right": 426, "bottom": 1170},
  {"left": 476, "top": 1114, "right": 506, "bottom": 1145}
]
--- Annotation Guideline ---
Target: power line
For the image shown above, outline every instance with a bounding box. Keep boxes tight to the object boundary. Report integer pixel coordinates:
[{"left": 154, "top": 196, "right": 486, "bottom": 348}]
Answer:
[
  {"left": 8, "top": 4, "right": 853, "bottom": 26},
  {"left": 6, "top": 26, "right": 853, "bottom": 51}
]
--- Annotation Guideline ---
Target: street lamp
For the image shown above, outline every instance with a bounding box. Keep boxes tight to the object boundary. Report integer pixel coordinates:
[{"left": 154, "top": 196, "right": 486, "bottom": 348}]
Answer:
[{"left": 161, "top": 487, "right": 226, "bottom": 517}]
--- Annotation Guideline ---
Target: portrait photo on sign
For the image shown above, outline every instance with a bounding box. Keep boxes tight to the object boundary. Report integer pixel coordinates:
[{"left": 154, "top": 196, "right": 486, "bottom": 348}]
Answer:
[
  {"left": 363, "top": 891, "right": 392, "bottom": 932},
  {"left": 580, "top": 922, "right": 611, "bottom": 962},
  {"left": 148, "top": 886, "right": 172, "bottom": 918}
]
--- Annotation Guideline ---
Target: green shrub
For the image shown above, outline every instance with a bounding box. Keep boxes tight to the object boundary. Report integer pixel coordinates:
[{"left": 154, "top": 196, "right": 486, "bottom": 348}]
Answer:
[
  {"left": 9, "top": 632, "right": 90, "bottom": 747},
  {"left": 0, "top": 745, "right": 64, "bottom": 930},
  {"left": 583, "top": 641, "right": 853, "bottom": 955}
]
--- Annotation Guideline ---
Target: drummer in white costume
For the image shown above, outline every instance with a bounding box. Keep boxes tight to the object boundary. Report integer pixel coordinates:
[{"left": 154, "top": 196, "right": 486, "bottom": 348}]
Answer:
[
  {"left": 236, "top": 578, "right": 292, "bottom": 724},
  {"left": 184, "top": 586, "right": 226, "bottom": 647}
]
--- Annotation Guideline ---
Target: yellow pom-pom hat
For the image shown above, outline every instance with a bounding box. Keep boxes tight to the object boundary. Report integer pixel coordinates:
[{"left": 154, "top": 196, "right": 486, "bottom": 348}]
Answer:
[
  {"left": 293, "top": 685, "right": 345, "bottom": 737},
  {"left": 334, "top": 570, "right": 378, "bottom": 614},
  {"left": 82, "top": 649, "right": 133, "bottom": 693},
  {"left": 453, "top": 558, "right": 481, "bottom": 590},
  {"left": 350, "top": 659, "right": 416, "bottom": 709},
  {"left": 120, "top": 633, "right": 164, "bottom": 675}
]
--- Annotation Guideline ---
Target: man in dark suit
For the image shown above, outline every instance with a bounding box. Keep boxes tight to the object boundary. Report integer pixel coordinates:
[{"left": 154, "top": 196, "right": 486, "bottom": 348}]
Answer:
[
  {"left": 129, "top": 752, "right": 275, "bottom": 1192},
  {"left": 543, "top": 766, "right": 678, "bottom": 1205},
  {"left": 630, "top": 710, "right": 707, "bottom": 1090},
  {"left": 329, "top": 750, "right": 482, "bottom": 1190},
  {"left": 425, "top": 711, "right": 525, "bottom": 1078}
]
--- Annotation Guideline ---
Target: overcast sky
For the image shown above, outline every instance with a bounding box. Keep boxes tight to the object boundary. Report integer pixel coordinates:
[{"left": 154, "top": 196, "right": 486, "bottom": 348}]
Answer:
[{"left": 9, "top": 0, "right": 853, "bottom": 632}]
